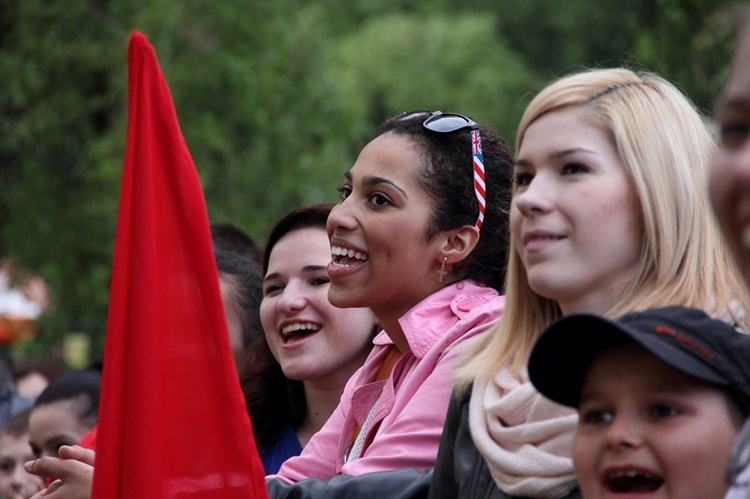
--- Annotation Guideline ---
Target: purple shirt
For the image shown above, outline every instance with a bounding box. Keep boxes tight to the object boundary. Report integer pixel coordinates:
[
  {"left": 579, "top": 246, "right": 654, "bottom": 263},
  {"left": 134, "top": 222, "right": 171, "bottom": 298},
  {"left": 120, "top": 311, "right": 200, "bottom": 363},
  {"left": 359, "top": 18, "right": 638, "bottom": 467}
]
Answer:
[{"left": 271, "top": 281, "right": 505, "bottom": 481}]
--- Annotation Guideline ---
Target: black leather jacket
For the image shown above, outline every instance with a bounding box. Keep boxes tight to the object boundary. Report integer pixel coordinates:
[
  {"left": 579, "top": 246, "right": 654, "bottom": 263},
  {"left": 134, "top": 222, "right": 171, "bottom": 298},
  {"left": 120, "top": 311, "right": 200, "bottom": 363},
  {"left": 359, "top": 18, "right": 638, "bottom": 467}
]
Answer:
[
  {"left": 267, "top": 468, "right": 432, "bottom": 498},
  {"left": 428, "top": 388, "right": 583, "bottom": 499}
]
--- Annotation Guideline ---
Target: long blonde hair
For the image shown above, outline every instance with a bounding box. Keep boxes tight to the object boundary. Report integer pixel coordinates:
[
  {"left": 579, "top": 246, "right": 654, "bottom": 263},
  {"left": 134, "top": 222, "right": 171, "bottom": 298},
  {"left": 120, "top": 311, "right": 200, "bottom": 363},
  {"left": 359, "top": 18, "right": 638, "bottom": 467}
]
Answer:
[{"left": 455, "top": 68, "right": 750, "bottom": 387}]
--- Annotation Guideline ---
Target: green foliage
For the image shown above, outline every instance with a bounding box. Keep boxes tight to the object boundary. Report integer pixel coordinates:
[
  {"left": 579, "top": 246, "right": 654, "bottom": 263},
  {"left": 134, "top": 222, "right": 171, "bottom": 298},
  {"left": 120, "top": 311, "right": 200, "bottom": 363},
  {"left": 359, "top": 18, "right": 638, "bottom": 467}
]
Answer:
[
  {"left": 692, "top": 5, "right": 744, "bottom": 102},
  {"left": 1, "top": 0, "right": 124, "bottom": 356},
  {"left": 628, "top": 0, "right": 737, "bottom": 110},
  {"left": 473, "top": 0, "right": 643, "bottom": 76},
  {"left": 323, "top": 12, "right": 540, "bottom": 144},
  {"left": 128, "top": 0, "right": 355, "bottom": 237}
]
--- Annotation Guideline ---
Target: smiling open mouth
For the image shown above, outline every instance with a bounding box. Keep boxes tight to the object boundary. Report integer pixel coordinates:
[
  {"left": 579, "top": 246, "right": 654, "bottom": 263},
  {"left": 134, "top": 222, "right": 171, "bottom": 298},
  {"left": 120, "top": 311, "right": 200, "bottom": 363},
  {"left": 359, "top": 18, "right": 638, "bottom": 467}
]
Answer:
[
  {"left": 330, "top": 246, "right": 369, "bottom": 267},
  {"left": 605, "top": 470, "right": 663, "bottom": 494},
  {"left": 281, "top": 323, "right": 321, "bottom": 343}
]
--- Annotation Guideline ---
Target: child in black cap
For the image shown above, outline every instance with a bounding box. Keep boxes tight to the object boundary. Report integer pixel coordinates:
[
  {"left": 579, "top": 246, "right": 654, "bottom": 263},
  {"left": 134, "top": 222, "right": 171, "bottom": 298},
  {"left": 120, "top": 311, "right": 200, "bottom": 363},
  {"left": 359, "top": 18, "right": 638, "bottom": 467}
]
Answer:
[{"left": 528, "top": 306, "right": 750, "bottom": 499}]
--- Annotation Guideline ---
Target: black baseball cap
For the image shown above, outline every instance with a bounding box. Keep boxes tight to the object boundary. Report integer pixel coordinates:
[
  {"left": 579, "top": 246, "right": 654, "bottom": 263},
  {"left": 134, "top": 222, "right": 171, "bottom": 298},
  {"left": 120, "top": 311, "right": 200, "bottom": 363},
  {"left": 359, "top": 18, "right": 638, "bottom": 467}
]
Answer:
[{"left": 528, "top": 306, "right": 750, "bottom": 413}]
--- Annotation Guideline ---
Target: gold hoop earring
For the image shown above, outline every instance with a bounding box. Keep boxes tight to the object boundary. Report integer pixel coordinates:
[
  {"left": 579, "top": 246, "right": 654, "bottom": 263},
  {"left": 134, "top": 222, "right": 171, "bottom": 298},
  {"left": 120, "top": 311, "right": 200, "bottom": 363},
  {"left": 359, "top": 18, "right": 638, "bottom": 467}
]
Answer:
[{"left": 437, "top": 256, "right": 448, "bottom": 283}]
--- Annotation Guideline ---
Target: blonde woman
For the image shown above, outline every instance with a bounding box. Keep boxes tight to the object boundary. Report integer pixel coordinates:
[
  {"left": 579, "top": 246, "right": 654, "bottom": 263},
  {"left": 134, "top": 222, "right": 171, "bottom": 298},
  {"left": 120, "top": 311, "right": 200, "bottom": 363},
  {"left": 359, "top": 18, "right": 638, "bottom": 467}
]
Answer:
[{"left": 431, "top": 68, "right": 750, "bottom": 499}]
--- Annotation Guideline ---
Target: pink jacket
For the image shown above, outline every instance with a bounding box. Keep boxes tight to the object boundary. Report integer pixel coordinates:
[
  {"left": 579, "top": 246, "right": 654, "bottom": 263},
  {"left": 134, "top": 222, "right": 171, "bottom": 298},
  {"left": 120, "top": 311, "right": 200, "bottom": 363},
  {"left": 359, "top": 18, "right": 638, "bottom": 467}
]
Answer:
[{"left": 271, "top": 281, "right": 505, "bottom": 482}]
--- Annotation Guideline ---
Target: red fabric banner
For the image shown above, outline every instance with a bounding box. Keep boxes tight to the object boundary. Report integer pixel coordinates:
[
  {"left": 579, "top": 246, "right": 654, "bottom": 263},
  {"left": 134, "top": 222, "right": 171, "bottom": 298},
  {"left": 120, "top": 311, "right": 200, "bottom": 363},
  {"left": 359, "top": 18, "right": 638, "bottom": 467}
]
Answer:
[{"left": 91, "top": 31, "right": 268, "bottom": 498}]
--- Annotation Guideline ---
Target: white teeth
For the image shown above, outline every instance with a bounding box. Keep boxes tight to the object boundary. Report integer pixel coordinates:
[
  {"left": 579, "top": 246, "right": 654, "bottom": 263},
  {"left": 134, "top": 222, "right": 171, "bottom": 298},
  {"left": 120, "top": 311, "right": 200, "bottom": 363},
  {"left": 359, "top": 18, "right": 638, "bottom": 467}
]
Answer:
[
  {"left": 330, "top": 246, "right": 368, "bottom": 261},
  {"left": 612, "top": 471, "right": 639, "bottom": 478},
  {"left": 609, "top": 470, "right": 653, "bottom": 479},
  {"left": 281, "top": 323, "right": 321, "bottom": 336}
]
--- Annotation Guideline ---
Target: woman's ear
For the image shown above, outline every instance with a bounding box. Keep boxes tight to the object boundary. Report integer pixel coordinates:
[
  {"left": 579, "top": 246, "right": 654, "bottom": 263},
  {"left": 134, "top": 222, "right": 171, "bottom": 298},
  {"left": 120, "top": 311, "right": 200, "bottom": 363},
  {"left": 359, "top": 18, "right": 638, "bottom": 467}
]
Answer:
[{"left": 441, "top": 225, "right": 480, "bottom": 263}]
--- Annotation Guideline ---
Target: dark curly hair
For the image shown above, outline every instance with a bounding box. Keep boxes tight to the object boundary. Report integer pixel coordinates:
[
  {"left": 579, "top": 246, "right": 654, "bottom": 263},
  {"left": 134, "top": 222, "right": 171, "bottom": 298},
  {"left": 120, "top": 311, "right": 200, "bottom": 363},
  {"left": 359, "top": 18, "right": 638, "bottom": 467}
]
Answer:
[{"left": 377, "top": 112, "right": 513, "bottom": 292}]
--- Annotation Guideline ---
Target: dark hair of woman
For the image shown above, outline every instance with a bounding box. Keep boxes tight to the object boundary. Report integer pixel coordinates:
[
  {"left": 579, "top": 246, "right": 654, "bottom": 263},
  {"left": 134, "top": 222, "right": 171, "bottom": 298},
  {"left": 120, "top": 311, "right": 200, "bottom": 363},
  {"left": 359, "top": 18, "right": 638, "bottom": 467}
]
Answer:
[
  {"left": 215, "top": 248, "right": 264, "bottom": 350},
  {"left": 210, "top": 221, "right": 261, "bottom": 263}
]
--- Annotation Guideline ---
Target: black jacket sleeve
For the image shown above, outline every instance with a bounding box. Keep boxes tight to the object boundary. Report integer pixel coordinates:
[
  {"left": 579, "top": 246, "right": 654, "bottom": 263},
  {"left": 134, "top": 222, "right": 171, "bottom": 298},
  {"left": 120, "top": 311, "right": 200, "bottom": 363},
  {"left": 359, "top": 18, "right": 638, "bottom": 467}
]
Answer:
[{"left": 266, "top": 468, "right": 432, "bottom": 499}]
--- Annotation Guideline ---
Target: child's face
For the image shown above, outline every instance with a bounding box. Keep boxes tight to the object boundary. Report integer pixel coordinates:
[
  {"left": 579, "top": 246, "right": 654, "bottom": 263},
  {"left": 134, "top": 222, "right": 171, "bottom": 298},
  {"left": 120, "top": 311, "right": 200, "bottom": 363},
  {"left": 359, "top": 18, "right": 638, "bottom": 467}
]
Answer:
[
  {"left": 0, "top": 432, "right": 45, "bottom": 498},
  {"left": 28, "top": 399, "right": 93, "bottom": 459},
  {"left": 573, "top": 342, "right": 741, "bottom": 499}
]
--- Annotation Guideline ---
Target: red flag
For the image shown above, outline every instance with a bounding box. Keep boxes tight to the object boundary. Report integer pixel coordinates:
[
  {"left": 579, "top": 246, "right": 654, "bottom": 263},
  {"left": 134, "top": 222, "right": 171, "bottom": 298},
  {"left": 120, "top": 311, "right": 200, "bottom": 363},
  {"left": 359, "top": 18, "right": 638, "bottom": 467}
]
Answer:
[{"left": 92, "top": 32, "right": 268, "bottom": 498}]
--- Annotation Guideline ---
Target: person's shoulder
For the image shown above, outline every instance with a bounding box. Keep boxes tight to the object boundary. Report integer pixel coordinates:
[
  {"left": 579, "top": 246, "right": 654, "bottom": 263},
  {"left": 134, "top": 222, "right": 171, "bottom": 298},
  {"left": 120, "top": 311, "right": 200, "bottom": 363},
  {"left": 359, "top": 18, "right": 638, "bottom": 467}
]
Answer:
[
  {"left": 449, "top": 283, "right": 504, "bottom": 328},
  {"left": 454, "top": 283, "right": 503, "bottom": 310},
  {"left": 262, "top": 424, "right": 303, "bottom": 475}
]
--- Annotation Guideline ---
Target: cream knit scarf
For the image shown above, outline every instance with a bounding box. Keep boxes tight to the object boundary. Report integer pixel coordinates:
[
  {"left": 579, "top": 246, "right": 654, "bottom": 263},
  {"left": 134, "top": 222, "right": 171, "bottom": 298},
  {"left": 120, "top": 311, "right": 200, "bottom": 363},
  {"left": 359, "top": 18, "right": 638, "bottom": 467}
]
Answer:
[{"left": 469, "top": 369, "right": 579, "bottom": 498}]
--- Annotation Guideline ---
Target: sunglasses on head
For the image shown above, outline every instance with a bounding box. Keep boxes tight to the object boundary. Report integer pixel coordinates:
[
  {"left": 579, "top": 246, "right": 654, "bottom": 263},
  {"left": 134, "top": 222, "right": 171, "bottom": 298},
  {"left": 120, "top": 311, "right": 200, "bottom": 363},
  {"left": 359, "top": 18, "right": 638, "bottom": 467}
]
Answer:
[{"left": 393, "top": 110, "right": 486, "bottom": 230}]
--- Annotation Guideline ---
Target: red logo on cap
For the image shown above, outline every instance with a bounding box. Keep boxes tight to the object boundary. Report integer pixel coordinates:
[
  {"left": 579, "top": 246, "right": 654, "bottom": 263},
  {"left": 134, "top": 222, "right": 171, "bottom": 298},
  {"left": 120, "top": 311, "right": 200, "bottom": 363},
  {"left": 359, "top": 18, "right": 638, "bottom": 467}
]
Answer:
[
  {"left": 655, "top": 326, "right": 676, "bottom": 337},
  {"left": 654, "top": 326, "right": 714, "bottom": 360}
]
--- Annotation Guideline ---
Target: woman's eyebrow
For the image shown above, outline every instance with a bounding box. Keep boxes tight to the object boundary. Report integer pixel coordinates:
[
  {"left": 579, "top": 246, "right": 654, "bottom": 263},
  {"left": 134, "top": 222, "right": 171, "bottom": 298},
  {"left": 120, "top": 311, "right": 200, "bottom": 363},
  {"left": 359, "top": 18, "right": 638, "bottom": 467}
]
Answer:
[{"left": 361, "top": 175, "right": 408, "bottom": 198}]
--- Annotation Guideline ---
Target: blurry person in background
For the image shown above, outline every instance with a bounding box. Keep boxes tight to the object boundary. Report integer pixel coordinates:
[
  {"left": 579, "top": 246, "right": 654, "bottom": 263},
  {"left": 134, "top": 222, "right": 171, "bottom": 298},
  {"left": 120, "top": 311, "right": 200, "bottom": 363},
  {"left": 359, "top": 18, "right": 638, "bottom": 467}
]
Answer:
[
  {"left": 711, "top": 8, "right": 750, "bottom": 286},
  {"left": 211, "top": 221, "right": 262, "bottom": 264},
  {"left": 215, "top": 248, "right": 264, "bottom": 370},
  {"left": 0, "top": 352, "right": 33, "bottom": 430},
  {"left": 28, "top": 369, "right": 101, "bottom": 460},
  {"left": 14, "top": 359, "right": 67, "bottom": 400},
  {"left": 0, "top": 408, "right": 45, "bottom": 498},
  {"left": 708, "top": 7, "right": 750, "bottom": 498}
]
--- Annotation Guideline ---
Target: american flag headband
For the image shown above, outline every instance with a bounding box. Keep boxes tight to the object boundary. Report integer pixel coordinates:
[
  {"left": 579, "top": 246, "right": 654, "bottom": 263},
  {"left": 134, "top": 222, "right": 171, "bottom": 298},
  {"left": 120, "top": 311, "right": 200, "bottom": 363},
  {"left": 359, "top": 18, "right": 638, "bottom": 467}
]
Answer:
[{"left": 397, "top": 110, "right": 486, "bottom": 231}]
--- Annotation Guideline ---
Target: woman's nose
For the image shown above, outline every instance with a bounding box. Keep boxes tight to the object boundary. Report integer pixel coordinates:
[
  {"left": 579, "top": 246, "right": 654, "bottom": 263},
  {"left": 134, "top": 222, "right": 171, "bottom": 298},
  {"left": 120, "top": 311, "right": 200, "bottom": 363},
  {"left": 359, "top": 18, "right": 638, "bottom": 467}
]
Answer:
[
  {"left": 327, "top": 197, "right": 357, "bottom": 236},
  {"left": 276, "top": 282, "right": 307, "bottom": 312},
  {"left": 513, "top": 177, "right": 554, "bottom": 217}
]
